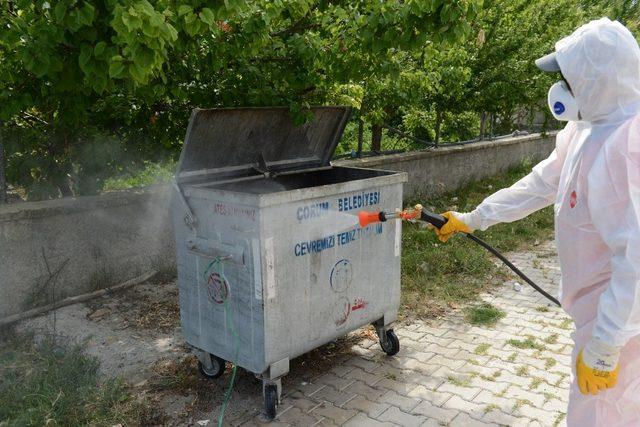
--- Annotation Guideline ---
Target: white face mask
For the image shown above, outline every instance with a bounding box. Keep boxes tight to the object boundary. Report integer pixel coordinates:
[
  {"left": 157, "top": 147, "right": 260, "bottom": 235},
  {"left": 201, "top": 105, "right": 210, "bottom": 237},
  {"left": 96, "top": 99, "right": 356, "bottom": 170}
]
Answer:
[{"left": 548, "top": 81, "right": 580, "bottom": 121}]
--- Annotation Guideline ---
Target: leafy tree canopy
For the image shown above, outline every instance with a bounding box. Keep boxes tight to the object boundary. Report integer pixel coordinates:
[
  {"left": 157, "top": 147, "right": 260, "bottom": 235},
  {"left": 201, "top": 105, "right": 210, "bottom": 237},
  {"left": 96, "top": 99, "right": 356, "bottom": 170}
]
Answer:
[{"left": 0, "top": 0, "right": 636, "bottom": 199}]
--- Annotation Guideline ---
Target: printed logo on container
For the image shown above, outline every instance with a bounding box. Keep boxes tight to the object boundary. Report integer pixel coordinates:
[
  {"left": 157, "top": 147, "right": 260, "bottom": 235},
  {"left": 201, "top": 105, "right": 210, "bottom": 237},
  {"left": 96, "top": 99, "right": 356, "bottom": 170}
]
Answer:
[
  {"left": 333, "top": 296, "right": 369, "bottom": 328},
  {"left": 330, "top": 259, "right": 352, "bottom": 293},
  {"left": 206, "top": 272, "right": 229, "bottom": 304},
  {"left": 570, "top": 190, "right": 578, "bottom": 209},
  {"left": 213, "top": 203, "right": 256, "bottom": 221},
  {"left": 334, "top": 297, "right": 351, "bottom": 327},
  {"left": 337, "top": 190, "right": 380, "bottom": 212},
  {"left": 351, "top": 297, "right": 368, "bottom": 311}
]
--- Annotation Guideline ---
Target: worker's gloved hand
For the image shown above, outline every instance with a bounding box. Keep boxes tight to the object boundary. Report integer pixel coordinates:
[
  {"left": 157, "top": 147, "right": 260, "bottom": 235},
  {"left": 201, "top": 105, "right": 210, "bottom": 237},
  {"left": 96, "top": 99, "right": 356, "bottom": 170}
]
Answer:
[
  {"left": 434, "top": 211, "right": 473, "bottom": 242},
  {"left": 576, "top": 338, "right": 621, "bottom": 395}
]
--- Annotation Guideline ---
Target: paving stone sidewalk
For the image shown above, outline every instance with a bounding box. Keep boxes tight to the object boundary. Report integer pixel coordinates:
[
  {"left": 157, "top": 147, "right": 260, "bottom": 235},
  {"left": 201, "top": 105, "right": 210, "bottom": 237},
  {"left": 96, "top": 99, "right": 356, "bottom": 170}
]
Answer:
[
  {"left": 19, "top": 240, "right": 573, "bottom": 426},
  {"left": 244, "top": 241, "right": 573, "bottom": 426}
]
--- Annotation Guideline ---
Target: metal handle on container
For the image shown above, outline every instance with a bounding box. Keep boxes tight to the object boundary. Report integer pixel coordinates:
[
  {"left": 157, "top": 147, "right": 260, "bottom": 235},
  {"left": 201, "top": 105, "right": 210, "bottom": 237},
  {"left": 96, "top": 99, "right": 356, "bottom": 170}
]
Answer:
[
  {"left": 173, "top": 179, "right": 198, "bottom": 231},
  {"left": 186, "top": 237, "right": 245, "bottom": 265}
]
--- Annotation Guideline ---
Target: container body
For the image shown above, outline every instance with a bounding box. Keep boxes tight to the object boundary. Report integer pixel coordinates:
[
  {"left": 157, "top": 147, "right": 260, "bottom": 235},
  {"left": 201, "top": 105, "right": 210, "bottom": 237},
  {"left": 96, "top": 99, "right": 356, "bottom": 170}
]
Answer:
[{"left": 172, "top": 166, "right": 406, "bottom": 374}]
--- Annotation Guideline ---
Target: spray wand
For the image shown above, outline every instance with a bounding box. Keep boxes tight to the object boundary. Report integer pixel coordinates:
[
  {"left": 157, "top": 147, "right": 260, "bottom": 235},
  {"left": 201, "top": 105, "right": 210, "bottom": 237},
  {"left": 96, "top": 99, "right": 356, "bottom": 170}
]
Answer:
[{"left": 359, "top": 205, "right": 561, "bottom": 307}]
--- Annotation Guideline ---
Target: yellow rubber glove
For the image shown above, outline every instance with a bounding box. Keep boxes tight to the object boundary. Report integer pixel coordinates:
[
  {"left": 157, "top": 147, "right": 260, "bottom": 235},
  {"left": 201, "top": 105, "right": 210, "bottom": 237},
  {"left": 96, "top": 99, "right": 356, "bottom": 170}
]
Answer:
[
  {"left": 434, "top": 211, "right": 473, "bottom": 242},
  {"left": 576, "top": 338, "right": 621, "bottom": 395}
]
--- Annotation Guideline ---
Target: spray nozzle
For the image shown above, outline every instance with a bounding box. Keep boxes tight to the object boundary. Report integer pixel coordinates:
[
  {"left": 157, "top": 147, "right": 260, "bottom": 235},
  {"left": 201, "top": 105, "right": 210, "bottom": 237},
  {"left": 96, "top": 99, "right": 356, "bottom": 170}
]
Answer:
[
  {"left": 358, "top": 204, "right": 424, "bottom": 227},
  {"left": 358, "top": 211, "right": 385, "bottom": 227}
]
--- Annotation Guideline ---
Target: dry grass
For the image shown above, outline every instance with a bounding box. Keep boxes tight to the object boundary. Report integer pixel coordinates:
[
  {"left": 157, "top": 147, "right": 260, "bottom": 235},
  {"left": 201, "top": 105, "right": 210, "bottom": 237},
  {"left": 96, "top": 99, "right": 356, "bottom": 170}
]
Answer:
[{"left": 0, "top": 330, "right": 163, "bottom": 426}]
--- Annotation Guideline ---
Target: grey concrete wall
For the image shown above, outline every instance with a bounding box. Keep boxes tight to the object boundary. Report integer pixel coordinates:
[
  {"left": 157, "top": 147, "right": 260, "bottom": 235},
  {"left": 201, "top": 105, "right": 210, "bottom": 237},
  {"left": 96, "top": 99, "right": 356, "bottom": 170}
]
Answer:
[
  {"left": 336, "top": 132, "right": 557, "bottom": 200},
  {"left": 0, "top": 133, "right": 555, "bottom": 319},
  {"left": 0, "top": 186, "right": 175, "bottom": 319}
]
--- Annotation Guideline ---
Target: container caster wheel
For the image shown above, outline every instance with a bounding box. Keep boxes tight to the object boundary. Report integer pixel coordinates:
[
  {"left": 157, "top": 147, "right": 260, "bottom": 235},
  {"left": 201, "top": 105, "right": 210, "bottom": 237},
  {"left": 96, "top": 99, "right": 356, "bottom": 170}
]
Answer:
[
  {"left": 264, "top": 384, "right": 278, "bottom": 420},
  {"left": 197, "top": 353, "right": 226, "bottom": 379},
  {"left": 380, "top": 329, "right": 400, "bottom": 356}
]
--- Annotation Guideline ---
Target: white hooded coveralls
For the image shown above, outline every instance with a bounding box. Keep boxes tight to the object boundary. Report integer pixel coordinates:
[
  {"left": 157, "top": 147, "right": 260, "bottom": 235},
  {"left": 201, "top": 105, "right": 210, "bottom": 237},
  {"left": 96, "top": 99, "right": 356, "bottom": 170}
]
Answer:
[{"left": 462, "top": 18, "right": 640, "bottom": 426}]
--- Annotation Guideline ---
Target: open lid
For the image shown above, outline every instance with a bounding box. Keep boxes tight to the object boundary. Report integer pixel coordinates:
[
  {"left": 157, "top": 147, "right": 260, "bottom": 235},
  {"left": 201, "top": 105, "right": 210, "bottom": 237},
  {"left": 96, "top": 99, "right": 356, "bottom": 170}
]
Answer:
[{"left": 176, "top": 106, "right": 351, "bottom": 181}]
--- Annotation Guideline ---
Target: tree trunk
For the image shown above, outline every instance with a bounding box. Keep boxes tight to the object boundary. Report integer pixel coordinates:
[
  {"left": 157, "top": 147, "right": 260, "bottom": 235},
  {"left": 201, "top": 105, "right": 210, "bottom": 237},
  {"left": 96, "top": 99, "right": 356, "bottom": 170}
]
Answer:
[
  {"left": 490, "top": 113, "right": 495, "bottom": 139},
  {"left": 371, "top": 124, "right": 382, "bottom": 153},
  {"left": 0, "top": 123, "right": 6, "bottom": 204},
  {"left": 56, "top": 131, "right": 74, "bottom": 198},
  {"left": 435, "top": 109, "right": 443, "bottom": 146},
  {"left": 357, "top": 119, "right": 364, "bottom": 157},
  {"left": 58, "top": 181, "right": 74, "bottom": 198},
  {"left": 479, "top": 112, "right": 487, "bottom": 140}
]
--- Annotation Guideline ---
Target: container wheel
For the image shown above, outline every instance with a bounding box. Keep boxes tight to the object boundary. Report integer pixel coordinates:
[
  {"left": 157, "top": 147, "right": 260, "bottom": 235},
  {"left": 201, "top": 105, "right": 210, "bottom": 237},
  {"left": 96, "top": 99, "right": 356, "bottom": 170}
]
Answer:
[
  {"left": 197, "top": 354, "right": 226, "bottom": 379},
  {"left": 264, "top": 384, "right": 278, "bottom": 420},
  {"left": 380, "top": 329, "right": 400, "bottom": 356}
]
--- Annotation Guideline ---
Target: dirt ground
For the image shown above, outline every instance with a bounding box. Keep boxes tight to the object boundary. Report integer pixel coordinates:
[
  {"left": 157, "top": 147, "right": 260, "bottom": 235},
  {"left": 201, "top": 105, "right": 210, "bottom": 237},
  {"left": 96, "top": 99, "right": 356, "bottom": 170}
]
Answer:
[{"left": 19, "top": 279, "right": 377, "bottom": 425}]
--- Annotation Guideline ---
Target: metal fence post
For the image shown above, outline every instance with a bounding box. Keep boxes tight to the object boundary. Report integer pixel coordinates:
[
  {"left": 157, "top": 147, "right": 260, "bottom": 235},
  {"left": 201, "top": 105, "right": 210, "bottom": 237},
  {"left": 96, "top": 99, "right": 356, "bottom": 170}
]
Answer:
[
  {"left": 0, "top": 123, "right": 6, "bottom": 204},
  {"left": 357, "top": 119, "right": 364, "bottom": 158}
]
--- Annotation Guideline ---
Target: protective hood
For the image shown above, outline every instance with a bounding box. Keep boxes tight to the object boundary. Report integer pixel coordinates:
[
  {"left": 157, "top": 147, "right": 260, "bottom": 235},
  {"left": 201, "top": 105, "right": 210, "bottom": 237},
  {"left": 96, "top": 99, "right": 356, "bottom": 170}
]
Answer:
[{"left": 555, "top": 18, "right": 640, "bottom": 123}]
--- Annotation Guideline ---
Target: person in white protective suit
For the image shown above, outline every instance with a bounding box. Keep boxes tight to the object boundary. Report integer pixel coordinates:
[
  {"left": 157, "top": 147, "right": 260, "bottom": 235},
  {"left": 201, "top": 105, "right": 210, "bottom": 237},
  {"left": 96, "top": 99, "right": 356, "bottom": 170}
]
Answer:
[{"left": 433, "top": 18, "right": 640, "bottom": 426}]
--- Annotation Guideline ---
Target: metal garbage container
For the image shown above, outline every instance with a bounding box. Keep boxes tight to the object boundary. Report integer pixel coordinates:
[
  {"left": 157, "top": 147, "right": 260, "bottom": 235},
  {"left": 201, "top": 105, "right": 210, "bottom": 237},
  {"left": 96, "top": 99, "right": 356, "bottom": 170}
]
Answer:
[{"left": 171, "top": 106, "right": 407, "bottom": 419}]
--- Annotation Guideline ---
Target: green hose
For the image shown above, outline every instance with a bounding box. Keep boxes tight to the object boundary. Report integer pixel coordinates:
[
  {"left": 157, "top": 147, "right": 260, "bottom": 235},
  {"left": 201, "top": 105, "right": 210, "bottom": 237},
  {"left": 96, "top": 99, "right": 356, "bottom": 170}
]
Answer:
[{"left": 203, "top": 258, "right": 241, "bottom": 427}]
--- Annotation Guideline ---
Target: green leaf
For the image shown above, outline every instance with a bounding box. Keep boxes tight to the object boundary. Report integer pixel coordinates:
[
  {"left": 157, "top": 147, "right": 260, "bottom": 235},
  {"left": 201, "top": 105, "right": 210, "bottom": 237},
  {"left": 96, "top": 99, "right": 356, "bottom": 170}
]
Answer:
[
  {"left": 78, "top": 44, "right": 92, "bottom": 73},
  {"left": 68, "top": 10, "right": 84, "bottom": 32},
  {"left": 184, "top": 12, "right": 197, "bottom": 25},
  {"left": 136, "top": 0, "right": 156, "bottom": 17},
  {"left": 149, "top": 11, "right": 164, "bottom": 27},
  {"left": 122, "top": 13, "right": 143, "bottom": 31},
  {"left": 177, "top": 5, "right": 193, "bottom": 17},
  {"left": 109, "top": 60, "right": 126, "bottom": 78},
  {"left": 32, "top": 54, "right": 51, "bottom": 78},
  {"left": 199, "top": 8, "right": 215, "bottom": 26},
  {"left": 142, "top": 21, "right": 160, "bottom": 37},
  {"left": 54, "top": 3, "right": 67, "bottom": 22},
  {"left": 165, "top": 24, "right": 178, "bottom": 41},
  {"left": 80, "top": 2, "right": 95, "bottom": 26},
  {"left": 184, "top": 19, "right": 200, "bottom": 36},
  {"left": 133, "top": 45, "right": 155, "bottom": 70},
  {"left": 93, "top": 74, "right": 108, "bottom": 93},
  {"left": 129, "top": 62, "right": 148, "bottom": 83},
  {"left": 94, "top": 41, "right": 107, "bottom": 56}
]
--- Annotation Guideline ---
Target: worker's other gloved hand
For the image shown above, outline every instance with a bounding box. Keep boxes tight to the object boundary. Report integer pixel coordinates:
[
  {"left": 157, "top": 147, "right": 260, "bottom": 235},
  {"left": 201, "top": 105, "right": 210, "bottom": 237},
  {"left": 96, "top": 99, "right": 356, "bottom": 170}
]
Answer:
[
  {"left": 434, "top": 211, "right": 473, "bottom": 242},
  {"left": 576, "top": 338, "right": 621, "bottom": 395}
]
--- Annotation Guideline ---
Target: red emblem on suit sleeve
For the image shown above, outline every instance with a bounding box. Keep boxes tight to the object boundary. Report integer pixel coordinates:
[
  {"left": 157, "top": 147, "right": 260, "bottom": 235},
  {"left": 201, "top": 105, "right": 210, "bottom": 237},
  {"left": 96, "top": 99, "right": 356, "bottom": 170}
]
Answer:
[{"left": 570, "top": 190, "right": 578, "bottom": 209}]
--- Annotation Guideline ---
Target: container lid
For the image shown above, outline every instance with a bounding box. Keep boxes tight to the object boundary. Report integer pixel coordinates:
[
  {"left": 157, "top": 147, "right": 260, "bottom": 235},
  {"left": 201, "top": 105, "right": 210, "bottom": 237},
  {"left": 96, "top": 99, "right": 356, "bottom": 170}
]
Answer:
[{"left": 176, "top": 106, "right": 351, "bottom": 181}]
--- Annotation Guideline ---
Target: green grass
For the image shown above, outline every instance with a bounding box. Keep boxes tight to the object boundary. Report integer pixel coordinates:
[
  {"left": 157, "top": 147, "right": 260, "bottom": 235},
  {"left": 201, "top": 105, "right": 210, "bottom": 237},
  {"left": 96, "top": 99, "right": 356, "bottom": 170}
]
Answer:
[
  {"left": 0, "top": 331, "right": 156, "bottom": 426},
  {"left": 559, "top": 318, "right": 574, "bottom": 330},
  {"left": 474, "top": 343, "right": 491, "bottom": 355},
  {"left": 553, "top": 412, "right": 567, "bottom": 427},
  {"left": 484, "top": 404, "right": 500, "bottom": 414},
  {"left": 400, "top": 160, "right": 555, "bottom": 318},
  {"left": 512, "top": 398, "right": 534, "bottom": 412},
  {"left": 447, "top": 374, "right": 474, "bottom": 387},
  {"left": 530, "top": 377, "right": 543, "bottom": 390},
  {"left": 543, "top": 391, "right": 559, "bottom": 402},
  {"left": 477, "top": 370, "right": 502, "bottom": 382},
  {"left": 464, "top": 303, "right": 506, "bottom": 326},
  {"left": 544, "top": 333, "right": 559, "bottom": 344},
  {"left": 506, "top": 336, "right": 546, "bottom": 351},
  {"left": 103, "top": 160, "right": 176, "bottom": 191}
]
